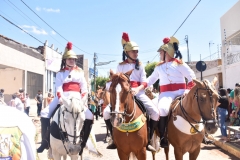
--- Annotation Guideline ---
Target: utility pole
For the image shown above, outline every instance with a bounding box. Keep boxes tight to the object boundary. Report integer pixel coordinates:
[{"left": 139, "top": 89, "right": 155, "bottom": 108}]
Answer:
[
  {"left": 93, "top": 52, "right": 97, "bottom": 92},
  {"left": 185, "top": 35, "right": 190, "bottom": 63}
]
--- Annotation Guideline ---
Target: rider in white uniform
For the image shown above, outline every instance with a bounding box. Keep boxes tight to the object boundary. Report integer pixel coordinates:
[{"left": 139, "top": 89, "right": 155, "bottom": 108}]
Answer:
[
  {"left": 104, "top": 33, "right": 159, "bottom": 152},
  {"left": 147, "top": 37, "right": 196, "bottom": 148},
  {"left": 38, "top": 42, "right": 93, "bottom": 155}
]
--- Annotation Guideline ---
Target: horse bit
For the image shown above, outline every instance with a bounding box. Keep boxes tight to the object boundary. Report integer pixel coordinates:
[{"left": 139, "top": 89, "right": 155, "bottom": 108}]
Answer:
[
  {"left": 58, "top": 98, "right": 83, "bottom": 154},
  {"left": 179, "top": 80, "right": 218, "bottom": 133},
  {"left": 110, "top": 73, "right": 137, "bottom": 123}
]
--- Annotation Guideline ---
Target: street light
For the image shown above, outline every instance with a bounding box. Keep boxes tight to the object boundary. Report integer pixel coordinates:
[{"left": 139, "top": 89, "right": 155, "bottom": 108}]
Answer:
[{"left": 93, "top": 52, "right": 115, "bottom": 91}]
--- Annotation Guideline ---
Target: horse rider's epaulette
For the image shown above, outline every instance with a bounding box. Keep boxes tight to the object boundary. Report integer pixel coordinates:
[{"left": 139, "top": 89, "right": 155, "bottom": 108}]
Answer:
[
  {"left": 156, "top": 58, "right": 183, "bottom": 67},
  {"left": 59, "top": 66, "right": 83, "bottom": 72},
  {"left": 173, "top": 58, "right": 183, "bottom": 65},
  {"left": 119, "top": 61, "right": 127, "bottom": 65},
  {"left": 156, "top": 61, "right": 165, "bottom": 66},
  {"left": 119, "top": 61, "right": 142, "bottom": 65}
]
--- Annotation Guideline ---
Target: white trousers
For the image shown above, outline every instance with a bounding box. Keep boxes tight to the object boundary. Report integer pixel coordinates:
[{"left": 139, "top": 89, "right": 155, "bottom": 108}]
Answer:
[
  {"left": 103, "top": 90, "right": 160, "bottom": 121},
  {"left": 158, "top": 89, "right": 185, "bottom": 116},
  {"left": 41, "top": 96, "right": 93, "bottom": 120}
]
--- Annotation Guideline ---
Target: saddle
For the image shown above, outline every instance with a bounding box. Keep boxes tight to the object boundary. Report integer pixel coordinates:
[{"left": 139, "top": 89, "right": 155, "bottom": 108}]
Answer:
[{"left": 134, "top": 96, "right": 147, "bottom": 115}]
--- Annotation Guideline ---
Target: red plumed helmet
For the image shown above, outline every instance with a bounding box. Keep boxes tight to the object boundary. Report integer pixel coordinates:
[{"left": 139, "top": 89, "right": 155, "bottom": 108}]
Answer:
[
  {"left": 66, "top": 42, "right": 72, "bottom": 50},
  {"left": 163, "top": 37, "right": 170, "bottom": 44},
  {"left": 122, "top": 32, "right": 130, "bottom": 42}
]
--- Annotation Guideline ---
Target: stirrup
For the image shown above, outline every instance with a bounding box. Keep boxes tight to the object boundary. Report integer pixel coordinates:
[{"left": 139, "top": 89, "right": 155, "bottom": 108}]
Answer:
[{"left": 160, "top": 138, "right": 168, "bottom": 148}]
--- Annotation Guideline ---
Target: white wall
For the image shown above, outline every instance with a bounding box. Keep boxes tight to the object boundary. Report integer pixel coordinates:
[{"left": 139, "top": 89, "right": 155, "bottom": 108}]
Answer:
[
  {"left": 0, "top": 43, "right": 44, "bottom": 75},
  {"left": 225, "top": 61, "right": 240, "bottom": 89},
  {"left": 220, "top": 1, "right": 240, "bottom": 40}
]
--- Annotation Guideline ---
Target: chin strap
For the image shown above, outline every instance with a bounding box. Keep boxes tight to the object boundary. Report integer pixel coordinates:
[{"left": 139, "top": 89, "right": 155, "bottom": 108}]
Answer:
[{"left": 122, "top": 50, "right": 139, "bottom": 70}]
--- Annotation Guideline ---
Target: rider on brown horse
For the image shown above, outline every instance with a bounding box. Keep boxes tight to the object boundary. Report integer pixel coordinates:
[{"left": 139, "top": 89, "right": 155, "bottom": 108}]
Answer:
[
  {"left": 147, "top": 37, "right": 196, "bottom": 148},
  {"left": 103, "top": 33, "right": 160, "bottom": 152}
]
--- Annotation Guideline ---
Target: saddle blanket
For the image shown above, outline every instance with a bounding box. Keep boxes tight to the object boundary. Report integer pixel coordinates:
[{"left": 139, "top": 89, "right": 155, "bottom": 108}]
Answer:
[{"left": 173, "top": 115, "right": 204, "bottom": 135}]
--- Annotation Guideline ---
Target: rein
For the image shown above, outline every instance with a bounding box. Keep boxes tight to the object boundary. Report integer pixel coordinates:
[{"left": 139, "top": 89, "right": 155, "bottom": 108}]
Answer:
[
  {"left": 177, "top": 80, "right": 217, "bottom": 133},
  {"left": 110, "top": 73, "right": 137, "bottom": 123},
  {"left": 57, "top": 98, "right": 83, "bottom": 154}
]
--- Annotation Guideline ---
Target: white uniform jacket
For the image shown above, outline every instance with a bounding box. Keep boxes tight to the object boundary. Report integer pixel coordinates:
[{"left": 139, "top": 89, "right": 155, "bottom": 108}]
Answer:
[
  {"left": 148, "top": 59, "right": 196, "bottom": 92},
  {"left": 116, "top": 60, "right": 147, "bottom": 89},
  {"left": 41, "top": 66, "right": 92, "bottom": 119},
  {"left": 56, "top": 66, "right": 88, "bottom": 99}
]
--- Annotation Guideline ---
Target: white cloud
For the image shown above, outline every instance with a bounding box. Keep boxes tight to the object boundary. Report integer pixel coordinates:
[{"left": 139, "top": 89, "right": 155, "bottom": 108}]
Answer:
[
  {"left": 179, "top": 46, "right": 187, "bottom": 51},
  {"left": 35, "top": 7, "right": 60, "bottom": 13},
  {"left": 36, "top": 7, "right": 41, "bottom": 11},
  {"left": 21, "top": 25, "right": 48, "bottom": 35},
  {"left": 51, "top": 31, "right": 56, "bottom": 35}
]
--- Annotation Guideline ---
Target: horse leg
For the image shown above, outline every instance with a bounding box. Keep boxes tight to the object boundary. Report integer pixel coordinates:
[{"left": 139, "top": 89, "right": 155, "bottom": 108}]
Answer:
[
  {"left": 51, "top": 149, "right": 62, "bottom": 160},
  {"left": 174, "top": 148, "right": 183, "bottom": 160},
  {"left": 135, "top": 147, "right": 147, "bottom": 160},
  {"left": 117, "top": 149, "right": 129, "bottom": 160},
  {"left": 189, "top": 145, "right": 200, "bottom": 160},
  {"left": 151, "top": 151, "right": 156, "bottom": 160},
  {"left": 164, "top": 147, "right": 169, "bottom": 160}
]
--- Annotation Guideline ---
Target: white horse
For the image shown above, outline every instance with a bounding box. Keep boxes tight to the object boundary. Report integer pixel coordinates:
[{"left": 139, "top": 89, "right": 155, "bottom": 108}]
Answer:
[{"left": 50, "top": 95, "right": 86, "bottom": 160}]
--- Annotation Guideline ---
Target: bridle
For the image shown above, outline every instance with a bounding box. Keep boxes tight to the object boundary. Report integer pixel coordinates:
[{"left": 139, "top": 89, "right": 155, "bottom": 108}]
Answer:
[
  {"left": 110, "top": 73, "right": 137, "bottom": 123},
  {"left": 58, "top": 98, "right": 84, "bottom": 154},
  {"left": 179, "top": 80, "right": 218, "bottom": 133}
]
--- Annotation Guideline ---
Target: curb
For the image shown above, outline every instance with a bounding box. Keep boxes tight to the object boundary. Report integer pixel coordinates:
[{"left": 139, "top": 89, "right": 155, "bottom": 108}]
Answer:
[{"left": 208, "top": 136, "right": 240, "bottom": 158}]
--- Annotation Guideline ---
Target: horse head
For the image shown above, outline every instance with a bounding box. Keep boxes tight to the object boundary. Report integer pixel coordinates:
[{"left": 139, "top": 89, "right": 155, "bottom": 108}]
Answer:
[
  {"left": 186, "top": 79, "right": 219, "bottom": 134},
  {"left": 109, "top": 69, "right": 135, "bottom": 127},
  {"left": 60, "top": 95, "right": 86, "bottom": 155}
]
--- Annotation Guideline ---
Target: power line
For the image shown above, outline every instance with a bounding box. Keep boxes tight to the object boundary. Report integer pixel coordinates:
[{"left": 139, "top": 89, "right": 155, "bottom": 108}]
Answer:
[
  {"left": 4, "top": 0, "right": 64, "bottom": 48},
  {"left": 172, "top": 0, "right": 202, "bottom": 36},
  {"left": 20, "top": 0, "right": 93, "bottom": 55},
  {"left": 0, "top": 14, "right": 44, "bottom": 44}
]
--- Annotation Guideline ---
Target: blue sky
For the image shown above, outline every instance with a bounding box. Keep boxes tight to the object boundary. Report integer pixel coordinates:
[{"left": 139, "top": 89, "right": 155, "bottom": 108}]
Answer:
[{"left": 0, "top": 0, "right": 238, "bottom": 77}]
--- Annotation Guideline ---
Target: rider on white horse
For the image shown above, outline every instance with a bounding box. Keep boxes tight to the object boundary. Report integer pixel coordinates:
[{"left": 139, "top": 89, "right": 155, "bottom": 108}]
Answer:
[
  {"left": 37, "top": 42, "right": 94, "bottom": 155},
  {"left": 103, "top": 32, "right": 160, "bottom": 152},
  {"left": 147, "top": 37, "right": 196, "bottom": 148}
]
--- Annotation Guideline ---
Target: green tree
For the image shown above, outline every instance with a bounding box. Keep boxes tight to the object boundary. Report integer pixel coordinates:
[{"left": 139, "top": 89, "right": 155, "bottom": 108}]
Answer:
[
  {"left": 91, "top": 76, "right": 109, "bottom": 91},
  {"left": 145, "top": 62, "right": 159, "bottom": 91}
]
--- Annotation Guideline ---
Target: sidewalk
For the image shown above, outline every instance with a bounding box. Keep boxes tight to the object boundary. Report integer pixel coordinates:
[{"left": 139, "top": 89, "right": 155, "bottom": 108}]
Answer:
[{"left": 207, "top": 123, "right": 240, "bottom": 158}]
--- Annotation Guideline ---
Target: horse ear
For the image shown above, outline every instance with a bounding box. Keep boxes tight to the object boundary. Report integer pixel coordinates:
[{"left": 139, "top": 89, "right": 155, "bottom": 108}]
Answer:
[
  {"left": 193, "top": 79, "right": 202, "bottom": 88},
  {"left": 110, "top": 69, "right": 114, "bottom": 76},
  {"left": 211, "top": 75, "right": 218, "bottom": 87},
  {"left": 125, "top": 69, "right": 134, "bottom": 77}
]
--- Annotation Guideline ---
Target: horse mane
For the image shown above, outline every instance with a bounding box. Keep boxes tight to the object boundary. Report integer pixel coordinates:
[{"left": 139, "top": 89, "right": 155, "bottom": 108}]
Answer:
[{"left": 69, "top": 97, "right": 83, "bottom": 118}]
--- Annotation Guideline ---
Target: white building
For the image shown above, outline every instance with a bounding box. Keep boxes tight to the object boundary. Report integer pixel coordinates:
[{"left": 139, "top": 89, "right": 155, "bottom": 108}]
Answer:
[
  {"left": 220, "top": 0, "right": 240, "bottom": 89},
  {"left": 0, "top": 35, "right": 45, "bottom": 102}
]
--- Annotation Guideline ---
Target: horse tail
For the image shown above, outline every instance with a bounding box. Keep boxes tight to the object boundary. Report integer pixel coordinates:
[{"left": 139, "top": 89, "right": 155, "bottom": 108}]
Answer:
[{"left": 129, "top": 152, "right": 137, "bottom": 160}]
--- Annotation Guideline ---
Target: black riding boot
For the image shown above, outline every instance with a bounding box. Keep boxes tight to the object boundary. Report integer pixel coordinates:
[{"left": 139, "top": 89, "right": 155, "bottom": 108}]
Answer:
[
  {"left": 37, "top": 117, "right": 50, "bottom": 153},
  {"left": 105, "top": 119, "right": 117, "bottom": 149},
  {"left": 146, "top": 119, "right": 158, "bottom": 152},
  {"left": 158, "top": 116, "right": 168, "bottom": 148},
  {"left": 79, "top": 119, "right": 93, "bottom": 155}
]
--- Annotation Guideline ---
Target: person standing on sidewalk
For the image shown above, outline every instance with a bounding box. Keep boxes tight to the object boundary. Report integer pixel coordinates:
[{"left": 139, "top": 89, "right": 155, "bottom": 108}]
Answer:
[
  {"left": 216, "top": 88, "right": 229, "bottom": 141},
  {"left": 24, "top": 93, "right": 30, "bottom": 116},
  {"left": 35, "top": 90, "right": 43, "bottom": 117}
]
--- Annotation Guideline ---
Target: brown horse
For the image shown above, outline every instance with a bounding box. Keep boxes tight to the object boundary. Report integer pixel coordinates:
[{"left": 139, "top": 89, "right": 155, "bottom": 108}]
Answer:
[
  {"left": 165, "top": 79, "right": 219, "bottom": 160},
  {"left": 109, "top": 70, "right": 148, "bottom": 160}
]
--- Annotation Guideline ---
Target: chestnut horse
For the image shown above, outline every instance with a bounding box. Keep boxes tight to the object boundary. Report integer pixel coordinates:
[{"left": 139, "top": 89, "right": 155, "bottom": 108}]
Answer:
[
  {"left": 109, "top": 70, "right": 148, "bottom": 160},
  {"left": 165, "top": 79, "right": 219, "bottom": 160}
]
